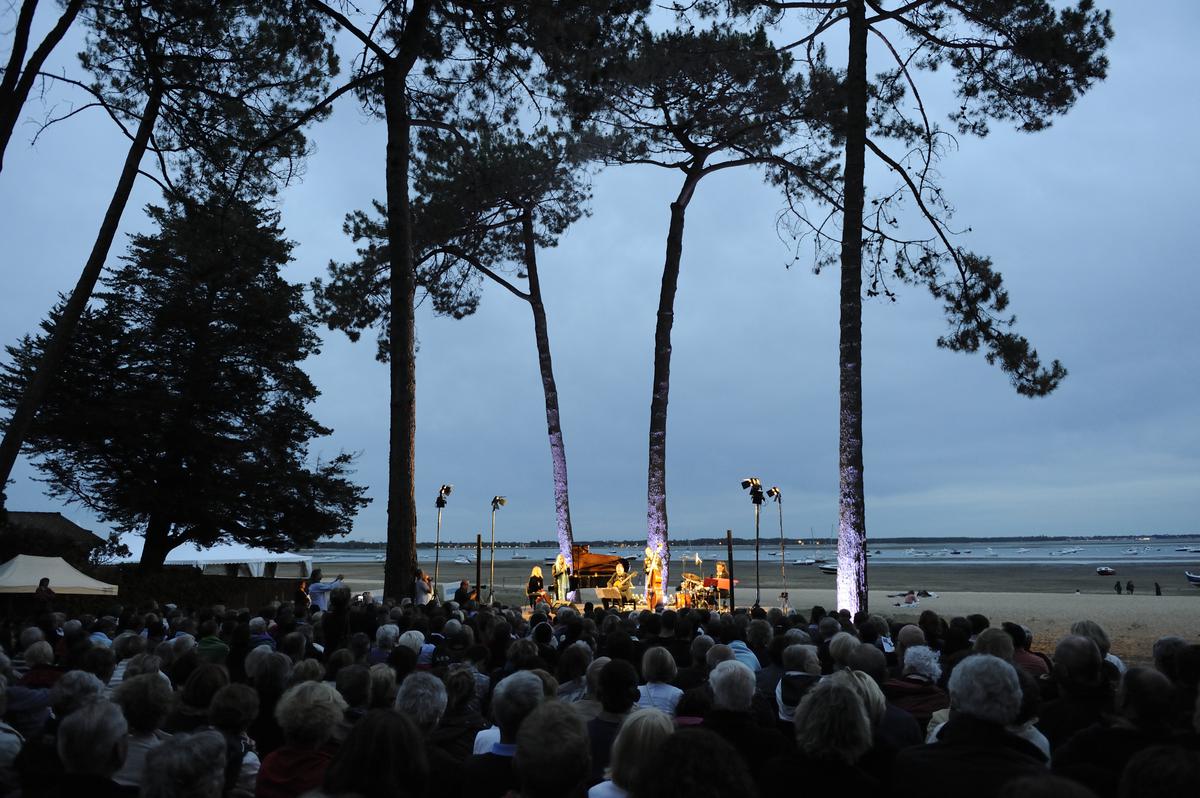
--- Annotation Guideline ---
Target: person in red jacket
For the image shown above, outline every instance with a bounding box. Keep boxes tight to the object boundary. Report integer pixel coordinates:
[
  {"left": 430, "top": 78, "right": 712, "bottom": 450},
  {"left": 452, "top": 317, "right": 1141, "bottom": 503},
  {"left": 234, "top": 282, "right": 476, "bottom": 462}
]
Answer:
[{"left": 255, "top": 681, "right": 346, "bottom": 798}]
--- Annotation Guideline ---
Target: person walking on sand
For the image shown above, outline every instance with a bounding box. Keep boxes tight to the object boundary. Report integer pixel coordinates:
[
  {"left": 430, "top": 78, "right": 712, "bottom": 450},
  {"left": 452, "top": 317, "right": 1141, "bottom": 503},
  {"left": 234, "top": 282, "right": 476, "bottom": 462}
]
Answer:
[
  {"left": 1114, "top": 581, "right": 1121, "bottom": 595},
  {"left": 1125, "top": 580, "right": 1134, "bottom": 595},
  {"left": 1154, "top": 582, "right": 1162, "bottom": 596}
]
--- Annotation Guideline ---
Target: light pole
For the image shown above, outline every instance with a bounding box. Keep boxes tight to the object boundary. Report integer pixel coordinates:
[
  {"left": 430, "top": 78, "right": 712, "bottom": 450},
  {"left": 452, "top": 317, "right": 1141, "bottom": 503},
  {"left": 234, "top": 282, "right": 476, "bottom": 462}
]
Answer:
[
  {"left": 433, "top": 484, "right": 452, "bottom": 594},
  {"left": 767, "top": 486, "right": 787, "bottom": 612},
  {"left": 741, "top": 477, "right": 764, "bottom": 607},
  {"left": 489, "top": 496, "right": 506, "bottom": 605}
]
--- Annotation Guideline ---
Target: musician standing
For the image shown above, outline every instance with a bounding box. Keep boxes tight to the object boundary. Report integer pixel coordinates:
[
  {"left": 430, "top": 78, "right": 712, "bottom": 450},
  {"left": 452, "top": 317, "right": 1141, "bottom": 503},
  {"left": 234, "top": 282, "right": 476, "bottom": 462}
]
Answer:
[
  {"left": 714, "top": 561, "right": 730, "bottom": 610},
  {"left": 552, "top": 553, "right": 571, "bottom": 603},
  {"left": 643, "top": 545, "right": 664, "bottom": 607}
]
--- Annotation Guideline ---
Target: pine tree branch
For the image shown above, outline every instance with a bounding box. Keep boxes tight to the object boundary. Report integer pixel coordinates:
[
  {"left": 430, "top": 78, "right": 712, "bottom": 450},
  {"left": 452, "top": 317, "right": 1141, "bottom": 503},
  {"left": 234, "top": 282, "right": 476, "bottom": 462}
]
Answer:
[{"left": 308, "top": 0, "right": 391, "bottom": 61}]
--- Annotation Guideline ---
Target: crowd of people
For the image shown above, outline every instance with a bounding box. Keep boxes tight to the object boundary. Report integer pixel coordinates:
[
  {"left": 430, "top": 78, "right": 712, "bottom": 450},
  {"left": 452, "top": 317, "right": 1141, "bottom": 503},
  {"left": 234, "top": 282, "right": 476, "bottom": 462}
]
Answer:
[{"left": 0, "top": 583, "right": 1198, "bottom": 798}]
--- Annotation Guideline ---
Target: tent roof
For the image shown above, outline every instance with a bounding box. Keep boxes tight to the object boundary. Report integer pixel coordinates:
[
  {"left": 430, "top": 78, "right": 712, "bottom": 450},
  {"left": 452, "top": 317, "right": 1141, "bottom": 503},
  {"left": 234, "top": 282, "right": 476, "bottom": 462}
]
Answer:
[
  {"left": 116, "top": 539, "right": 312, "bottom": 576},
  {"left": 0, "top": 554, "right": 118, "bottom": 595}
]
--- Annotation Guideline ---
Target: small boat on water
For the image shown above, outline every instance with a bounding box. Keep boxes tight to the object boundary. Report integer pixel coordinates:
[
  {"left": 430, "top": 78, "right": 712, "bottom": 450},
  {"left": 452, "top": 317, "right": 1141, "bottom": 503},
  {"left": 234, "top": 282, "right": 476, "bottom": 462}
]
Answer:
[
  {"left": 1051, "top": 547, "right": 1083, "bottom": 556},
  {"left": 1096, "top": 566, "right": 1115, "bottom": 576},
  {"left": 1122, "top": 548, "right": 1138, "bottom": 555},
  {"left": 511, "top": 553, "right": 528, "bottom": 560},
  {"left": 1185, "top": 571, "right": 1200, "bottom": 586},
  {"left": 793, "top": 558, "right": 816, "bottom": 566},
  {"left": 818, "top": 564, "right": 838, "bottom": 575},
  {"left": 454, "top": 555, "right": 473, "bottom": 565},
  {"left": 1016, "top": 548, "right": 1032, "bottom": 554}
]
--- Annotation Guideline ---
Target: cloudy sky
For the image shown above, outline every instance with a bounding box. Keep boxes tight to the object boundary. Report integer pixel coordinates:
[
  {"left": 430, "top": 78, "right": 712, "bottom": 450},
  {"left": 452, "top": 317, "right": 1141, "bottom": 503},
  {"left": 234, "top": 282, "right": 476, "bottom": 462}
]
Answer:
[{"left": 2, "top": 3, "right": 1198, "bottom": 546}]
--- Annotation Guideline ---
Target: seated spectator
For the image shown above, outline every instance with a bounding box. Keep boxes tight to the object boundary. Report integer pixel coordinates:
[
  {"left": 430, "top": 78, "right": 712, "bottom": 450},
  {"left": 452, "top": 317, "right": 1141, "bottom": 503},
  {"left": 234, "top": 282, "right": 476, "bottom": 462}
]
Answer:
[
  {"left": 893, "top": 625, "right": 927, "bottom": 676},
  {"left": 974, "top": 628, "right": 1016, "bottom": 662},
  {"left": 111, "top": 673, "right": 174, "bottom": 788},
  {"left": 588, "top": 659, "right": 640, "bottom": 784},
  {"left": 394, "top": 672, "right": 460, "bottom": 784},
  {"left": 461, "top": 670, "right": 544, "bottom": 798},
  {"left": 701, "top": 660, "right": 789, "bottom": 785},
  {"left": 18, "top": 642, "right": 60, "bottom": 688},
  {"left": 637, "top": 647, "right": 683, "bottom": 714},
  {"left": 847, "top": 644, "right": 922, "bottom": 750},
  {"left": 1053, "top": 667, "right": 1182, "bottom": 798},
  {"left": 248, "top": 618, "right": 275, "bottom": 651},
  {"left": 1038, "top": 635, "right": 1115, "bottom": 751},
  {"left": 892, "top": 655, "right": 1046, "bottom": 798},
  {"left": 208, "top": 684, "right": 261, "bottom": 798},
  {"left": 317, "top": 710, "right": 429, "bottom": 798},
  {"left": 773, "top": 644, "right": 822, "bottom": 726},
  {"left": 334, "top": 664, "right": 370, "bottom": 724},
  {"left": 13, "top": 669, "right": 106, "bottom": 797},
  {"left": 1072, "top": 620, "right": 1125, "bottom": 676},
  {"left": 557, "top": 642, "right": 593, "bottom": 704},
  {"left": 368, "top": 624, "right": 399, "bottom": 666},
  {"left": 288, "top": 659, "right": 324, "bottom": 686},
  {"left": 885, "top": 645, "right": 950, "bottom": 732},
  {"left": 55, "top": 700, "right": 137, "bottom": 797},
  {"left": 432, "top": 665, "right": 487, "bottom": 760},
  {"left": 829, "top": 631, "right": 861, "bottom": 671},
  {"left": 630, "top": 727, "right": 758, "bottom": 798},
  {"left": 589, "top": 708, "right": 673, "bottom": 798},
  {"left": 256, "top": 681, "right": 347, "bottom": 798},
  {"left": 672, "top": 636, "right": 714, "bottom": 691},
  {"left": 514, "top": 701, "right": 591, "bottom": 798},
  {"left": 572, "top": 656, "right": 612, "bottom": 724},
  {"left": 141, "top": 730, "right": 226, "bottom": 798},
  {"left": 164, "top": 663, "right": 228, "bottom": 734},
  {"left": 1117, "top": 744, "right": 1200, "bottom": 798},
  {"left": 761, "top": 677, "right": 879, "bottom": 795},
  {"left": 1004, "top": 622, "right": 1051, "bottom": 678},
  {"left": 248, "top": 651, "right": 291, "bottom": 756}
]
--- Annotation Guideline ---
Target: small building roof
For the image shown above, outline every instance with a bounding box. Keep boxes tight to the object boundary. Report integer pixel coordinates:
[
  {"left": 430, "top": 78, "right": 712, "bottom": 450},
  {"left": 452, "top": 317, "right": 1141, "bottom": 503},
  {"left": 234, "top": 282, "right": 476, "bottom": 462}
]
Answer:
[{"left": 2, "top": 511, "right": 105, "bottom": 548}]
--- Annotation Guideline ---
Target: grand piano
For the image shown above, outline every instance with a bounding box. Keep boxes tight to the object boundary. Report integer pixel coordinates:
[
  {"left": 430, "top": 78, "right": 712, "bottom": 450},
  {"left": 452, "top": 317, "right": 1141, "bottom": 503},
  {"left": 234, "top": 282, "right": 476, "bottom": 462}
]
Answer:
[{"left": 568, "top": 544, "right": 629, "bottom": 590}]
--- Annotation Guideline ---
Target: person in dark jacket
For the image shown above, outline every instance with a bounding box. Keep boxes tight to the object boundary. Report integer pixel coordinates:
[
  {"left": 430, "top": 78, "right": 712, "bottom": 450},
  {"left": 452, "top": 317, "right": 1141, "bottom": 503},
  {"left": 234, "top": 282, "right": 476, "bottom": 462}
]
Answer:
[
  {"left": 460, "top": 670, "right": 544, "bottom": 798},
  {"left": 885, "top": 644, "right": 950, "bottom": 733},
  {"left": 759, "top": 677, "right": 880, "bottom": 798},
  {"left": 54, "top": 701, "right": 138, "bottom": 798},
  {"left": 1053, "top": 667, "right": 1182, "bottom": 798},
  {"left": 701, "top": 660, "right": 791, "bottom": 792},
  {"left": 1037, "top": 635, "right": 1114, "bottom": 752},
  {"left": 892, "top": 655, "right": 1046, "bottom": 798}
]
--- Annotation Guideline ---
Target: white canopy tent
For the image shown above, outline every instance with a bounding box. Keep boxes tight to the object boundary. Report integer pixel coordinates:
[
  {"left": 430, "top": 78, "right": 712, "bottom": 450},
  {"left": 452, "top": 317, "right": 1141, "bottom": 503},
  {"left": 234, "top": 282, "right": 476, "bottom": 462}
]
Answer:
[
  {"left": 0, "top": 554, "right": 119, "bottom": 595},
  {"left": 117, "top": 539, "right": 312, "bottom": 579}
]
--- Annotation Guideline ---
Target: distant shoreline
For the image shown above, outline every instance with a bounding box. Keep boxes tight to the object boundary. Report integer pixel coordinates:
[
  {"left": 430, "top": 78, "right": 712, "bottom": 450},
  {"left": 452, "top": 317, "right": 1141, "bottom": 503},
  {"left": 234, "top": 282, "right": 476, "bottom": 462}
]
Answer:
[{"left": 310, "top": 531, "right": 1200, "bottom": 550}]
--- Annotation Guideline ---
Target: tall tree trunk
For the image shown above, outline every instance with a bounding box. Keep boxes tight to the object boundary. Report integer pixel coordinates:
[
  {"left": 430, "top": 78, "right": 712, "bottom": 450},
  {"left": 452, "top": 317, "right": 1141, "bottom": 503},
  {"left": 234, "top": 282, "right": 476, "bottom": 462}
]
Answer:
[
  {"left": 0, "top": 88, "right": 162, "bottom": 511},
  {"left": 382, "top": 64, "right": 417, "bottom": 600},
  {"left": 646, "top": 170, "right": 703, "bottom": 594},
  {"left": 836, "top": 0, "right": 869, "bottom": 614},
  {"left": 0, "top": 0, "right": 86, "bottom": 174},
  {"left": 137, "top": 514, "right": 176, "bottom": 574},
  {"left": 520, "top": 210, "right": 574, "bottom": 567}
]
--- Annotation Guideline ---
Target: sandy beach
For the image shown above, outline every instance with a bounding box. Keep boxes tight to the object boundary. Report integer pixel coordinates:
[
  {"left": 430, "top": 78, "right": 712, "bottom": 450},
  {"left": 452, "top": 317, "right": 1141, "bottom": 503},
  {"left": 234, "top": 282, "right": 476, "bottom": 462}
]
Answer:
[{"left": 317, "top": 559, "right": 1200, "bottom": 665}]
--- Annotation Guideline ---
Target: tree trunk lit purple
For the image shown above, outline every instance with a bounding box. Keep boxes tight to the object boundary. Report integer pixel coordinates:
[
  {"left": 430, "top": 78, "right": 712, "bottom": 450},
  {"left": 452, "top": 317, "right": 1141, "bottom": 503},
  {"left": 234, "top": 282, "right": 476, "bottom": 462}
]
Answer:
[
  {"left": 647, "top": 183, "right": 698, "bottom": 594},
  {"left": 522, "top": 213, "right": 575, "bottom": 569},
  {"left": 836, "top": 0, "right": 870, "bottom": 614}
]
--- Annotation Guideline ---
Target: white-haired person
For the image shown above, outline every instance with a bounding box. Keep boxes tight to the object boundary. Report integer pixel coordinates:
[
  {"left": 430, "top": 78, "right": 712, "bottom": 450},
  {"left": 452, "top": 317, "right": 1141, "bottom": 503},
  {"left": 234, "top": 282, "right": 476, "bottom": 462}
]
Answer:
[
  {"left": 368, "top": 624, "right": 400, "bottom": 666},
  {"left": 891, "top": 654, "right": 1046, "bottom": 798},
  {"left": 760, "top": 677, "right": 879, "bottom": 795},
  {"left": 589, "top": 708, "right": 673, "bottom": 798},
  {"left": 54, "top": 699, "right": 136, "bottom": 797},
  {"left": 255, "top": 681, "right": 347, "bottom": 798},
  {"left": 111, "top": 674, "right": 175, "bottom": 788},
  {"left": 394, "top": 672, "right": 461, "bottom": 781},
  {"left": 701, "top": 660, "right": 790, "bottom": 783},
  {"left": 637, "top": 647, "right": 683, "bottom": 715},
  {"left": 883, "top": 644, "right": 950, "bottom": 733},
  {"left": 141, "top": 730, "right": 227, "bottom": 798}
]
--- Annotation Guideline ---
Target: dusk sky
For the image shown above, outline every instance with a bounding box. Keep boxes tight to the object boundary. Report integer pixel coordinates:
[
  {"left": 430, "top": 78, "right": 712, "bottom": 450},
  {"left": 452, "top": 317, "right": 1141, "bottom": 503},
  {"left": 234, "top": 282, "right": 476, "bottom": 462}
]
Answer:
[{"left": 2, "top": 3, "right": 1197, "bottom": 546}]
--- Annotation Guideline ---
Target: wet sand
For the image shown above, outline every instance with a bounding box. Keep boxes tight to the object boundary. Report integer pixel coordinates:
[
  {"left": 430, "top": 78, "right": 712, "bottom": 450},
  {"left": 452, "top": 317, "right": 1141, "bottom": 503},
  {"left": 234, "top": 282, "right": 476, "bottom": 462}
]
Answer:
[{"left": 318, "top": 559, "right": 1200, "bottom": 665}]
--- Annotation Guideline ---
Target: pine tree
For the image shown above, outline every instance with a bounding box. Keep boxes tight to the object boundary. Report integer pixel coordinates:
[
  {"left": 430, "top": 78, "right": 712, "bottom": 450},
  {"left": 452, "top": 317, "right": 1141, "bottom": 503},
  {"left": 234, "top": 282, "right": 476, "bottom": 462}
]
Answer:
[{"left": 0, "top": 196, "right": 368, "bottom": 571}]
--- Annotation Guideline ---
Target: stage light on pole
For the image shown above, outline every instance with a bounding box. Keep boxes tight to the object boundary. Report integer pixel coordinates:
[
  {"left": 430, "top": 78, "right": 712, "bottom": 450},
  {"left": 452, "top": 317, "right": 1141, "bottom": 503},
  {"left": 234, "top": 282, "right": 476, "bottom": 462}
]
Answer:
[
  {"left": 488, "top": 496, "right": 506, "bottom": 605},
  {"left": 742, "top": 477, "right": 764, "bottom": 607},
  {"left": 433, "top": 484, "right": 452, "bottom": 594},
  {"left": 767, "top": 486, "right": 787, "bottom": 612}
]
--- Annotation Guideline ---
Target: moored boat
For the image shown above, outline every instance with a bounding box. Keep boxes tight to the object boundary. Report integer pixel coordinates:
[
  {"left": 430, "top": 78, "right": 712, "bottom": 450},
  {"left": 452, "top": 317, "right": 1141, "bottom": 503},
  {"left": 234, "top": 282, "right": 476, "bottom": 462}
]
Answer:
[
  {"left": 1186, "top": 571, "right": 1200, "bottom": 586},
  {"left": 1096, "top": 566, "right": 1115, "bottom": 576}
]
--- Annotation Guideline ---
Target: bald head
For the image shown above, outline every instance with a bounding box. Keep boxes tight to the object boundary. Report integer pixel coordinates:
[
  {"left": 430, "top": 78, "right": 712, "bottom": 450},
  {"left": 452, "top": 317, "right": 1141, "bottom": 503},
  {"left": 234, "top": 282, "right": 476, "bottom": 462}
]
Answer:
[
  {"left": 897, "top": 625, "right": 925, "bottom": 652},
  {"left": 1118, "top": 667, "right": 1176, "bottom": 730},
  {"left": 847, "top": 644, "right": 888, "bottom": 686},
  {"left": 1054, "top": 635, "right": 1103, "bottom": 687}
]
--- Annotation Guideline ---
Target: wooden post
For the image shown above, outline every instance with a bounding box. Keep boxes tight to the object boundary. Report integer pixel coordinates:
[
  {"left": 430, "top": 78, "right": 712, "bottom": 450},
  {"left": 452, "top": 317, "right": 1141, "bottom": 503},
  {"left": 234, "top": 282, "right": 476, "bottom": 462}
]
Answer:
[
  {"left": 726, "top": 529, "right": 735, "bottom": 613},
  {"left": 475, "top": 533, "right": 483, "bottom": 598}
]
